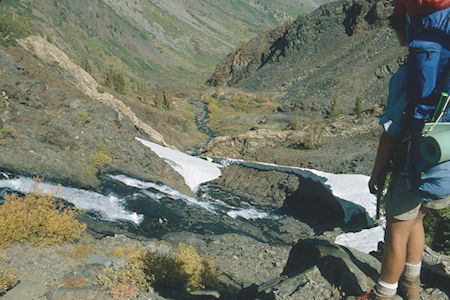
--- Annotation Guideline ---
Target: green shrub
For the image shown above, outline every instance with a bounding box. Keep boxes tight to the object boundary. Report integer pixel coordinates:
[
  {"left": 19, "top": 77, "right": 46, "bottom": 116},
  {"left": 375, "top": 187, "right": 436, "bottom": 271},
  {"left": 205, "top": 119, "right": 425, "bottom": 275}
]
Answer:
[
  {"left": 142, "top": 243, "right": 218, "bottom": 291},
  {"left": 77, "top": 111, "right": 92, "bottom": 124},
  {"left": 300, "top": 124, "right": 324, "bottom": 150},
  {"left": 97, "top": 251, "right": 153, "bottom": 297},
  {"left": 0, "top": 268, "right": 18, "bottom": 296},
  {"left": 0, "top": 126, "right": 19, "bottom": 139},
  {"left": 46, "top": 35, "right": 53, "bottom": 44},
  {"left": 230, "top": 95, "right": 251, "bottom": 112},
  {"left": 104, "top": 68, "right": 128, "bottom": 94},
  {"left": 154, "top": 90, "right": 172, "bottom": 110},
  {"left": 328, "top": 94, "right": 341, "bottom": 119},
  {"left": 0, "top": 15, "right": 34, "bottom": 46},
  {"left": 0, "top": 188, "right": 86, "bottom": 247},
  {"left": 354, "top": 96, "right": 363, "bottom": 118},
  {"left": 423, "top": 208, "right": 450, "bottom": 253},
  {"left": 287, "top": 117, "right": 304, "bottom": 131},
  {"left": 89, "top": 146, "right": 112, "bottom": 168},
  {"left": 84, "top": 147, "right": 113, "bottom": 185},
  {"left": 80, "top": 57, "right": 93, "bottom": 75}
]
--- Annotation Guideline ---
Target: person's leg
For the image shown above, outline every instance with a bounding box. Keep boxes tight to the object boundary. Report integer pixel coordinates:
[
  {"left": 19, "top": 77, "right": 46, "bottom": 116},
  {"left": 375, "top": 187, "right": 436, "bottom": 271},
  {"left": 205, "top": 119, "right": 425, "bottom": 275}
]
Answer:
[
  {"left": 398, "top": 207, "right": 429, "bottom": 300},
  {"left": 380, "top": 213, "right": 416, "bottom": 284},
  {"left": 406, "top": 207, "right": 428, "bottom": 264}
]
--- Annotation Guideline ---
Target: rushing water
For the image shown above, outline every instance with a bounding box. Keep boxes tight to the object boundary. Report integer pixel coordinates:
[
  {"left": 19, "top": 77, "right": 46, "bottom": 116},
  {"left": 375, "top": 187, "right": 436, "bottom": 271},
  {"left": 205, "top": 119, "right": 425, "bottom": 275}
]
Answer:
[
  {"left": 0, "top": 163, "right": 384, "bottom": 252},
  {"left": 0, "top": 172, "right": 298, "bottom": 244}
]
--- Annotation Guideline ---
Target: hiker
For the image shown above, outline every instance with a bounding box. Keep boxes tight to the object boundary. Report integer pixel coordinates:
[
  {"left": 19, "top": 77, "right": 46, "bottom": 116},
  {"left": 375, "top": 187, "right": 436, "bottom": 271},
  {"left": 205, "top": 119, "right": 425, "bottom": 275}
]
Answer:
[{"left": 359, "top": 1, "right": 450, "bottom": 300}]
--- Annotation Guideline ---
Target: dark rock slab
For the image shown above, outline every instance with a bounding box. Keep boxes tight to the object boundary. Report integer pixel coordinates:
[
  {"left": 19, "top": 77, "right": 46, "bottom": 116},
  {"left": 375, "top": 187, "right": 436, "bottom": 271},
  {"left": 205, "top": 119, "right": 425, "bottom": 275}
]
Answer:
[{"left": 239, "top": 238, "right": 381, "bottom": 299}]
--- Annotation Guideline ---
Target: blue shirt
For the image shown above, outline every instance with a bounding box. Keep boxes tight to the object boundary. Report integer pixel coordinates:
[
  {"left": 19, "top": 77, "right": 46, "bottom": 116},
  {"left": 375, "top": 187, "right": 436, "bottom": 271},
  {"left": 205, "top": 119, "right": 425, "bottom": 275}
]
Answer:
[{"left": 380, "top": 67, "right": 450, "bottom": 201}]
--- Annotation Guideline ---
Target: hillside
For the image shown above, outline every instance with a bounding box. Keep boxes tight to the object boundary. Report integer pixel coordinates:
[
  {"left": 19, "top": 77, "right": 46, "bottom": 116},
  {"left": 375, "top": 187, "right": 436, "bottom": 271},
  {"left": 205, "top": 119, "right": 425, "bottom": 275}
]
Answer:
[
  {"left": 202, "top": 0, "right": 408, "bottom": 175},
  {"left": 208, "top": 0, "right": 405, "bottom": 117},
  {"left": 0, "top": 0, "right": 328, "bottom": 89}
]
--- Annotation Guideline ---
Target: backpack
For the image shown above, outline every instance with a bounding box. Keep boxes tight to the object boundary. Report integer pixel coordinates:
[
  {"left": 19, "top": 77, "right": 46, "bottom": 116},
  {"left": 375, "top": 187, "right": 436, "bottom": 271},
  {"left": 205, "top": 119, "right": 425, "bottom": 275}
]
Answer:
[{"left": 403, "top": 7, "right": 450, "bottom": 201}]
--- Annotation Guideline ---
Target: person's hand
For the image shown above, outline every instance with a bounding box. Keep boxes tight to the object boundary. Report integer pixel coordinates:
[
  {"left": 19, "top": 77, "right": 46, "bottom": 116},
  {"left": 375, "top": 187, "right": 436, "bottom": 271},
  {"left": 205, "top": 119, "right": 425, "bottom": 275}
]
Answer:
[{"left": 368, "top": 176, "right": 378, "bottom": 195}]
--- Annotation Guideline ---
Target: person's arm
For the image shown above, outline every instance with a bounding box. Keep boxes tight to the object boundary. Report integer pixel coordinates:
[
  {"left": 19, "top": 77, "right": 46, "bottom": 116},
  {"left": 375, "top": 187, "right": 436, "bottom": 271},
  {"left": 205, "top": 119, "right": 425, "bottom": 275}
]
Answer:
[{"left": 368, "top": 131, "right": 397, "bottom": 194}]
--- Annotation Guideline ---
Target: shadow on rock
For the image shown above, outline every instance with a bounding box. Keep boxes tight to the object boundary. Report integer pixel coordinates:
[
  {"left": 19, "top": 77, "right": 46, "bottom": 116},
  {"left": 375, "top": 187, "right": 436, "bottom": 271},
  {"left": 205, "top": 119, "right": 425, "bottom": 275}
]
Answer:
[
  {"left": 281, "top": 177, "right": 369, "bottom": 235},
  {"left": 238, "top": 238, "right": 381, "bottom": 299}
]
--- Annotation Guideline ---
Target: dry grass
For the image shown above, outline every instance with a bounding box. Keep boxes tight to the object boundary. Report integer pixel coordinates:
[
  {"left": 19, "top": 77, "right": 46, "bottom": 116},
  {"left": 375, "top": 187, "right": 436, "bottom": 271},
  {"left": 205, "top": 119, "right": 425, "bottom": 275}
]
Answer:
[
  {"left": 61, "top": 243, "right": 92, "bottom": 259},
  {"left": 97, "top": 250, "right": 153, "bottom": 297},
  {"left": 0, "top": 269, "right": 18, "bottom": 295},
  {"left": 0, "top": 185, "right": 86, "bottom": 248}
]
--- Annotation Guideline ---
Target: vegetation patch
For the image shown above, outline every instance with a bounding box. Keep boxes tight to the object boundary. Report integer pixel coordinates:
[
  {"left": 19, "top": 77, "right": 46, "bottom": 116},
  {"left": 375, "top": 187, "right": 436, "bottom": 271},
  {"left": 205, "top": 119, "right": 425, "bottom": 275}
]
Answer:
[
  {"left": 0, "top": 187, "right": 86, "bottom": 248},
  {"left": 0, "top": 268, "right": 18, "bottom": 296},
  {"left": 77, "top": 111, "right": 92, "bottom": 124},
  {"left": 84, "top": 146, "right": 113, "bottom": 185},
  {"left": 153, "top": 90, "right": 173, "bottom": 110},
  {"left": 104, "top": 68, "right": 128, "bottom": 94},
  {"left": 60, "top": 243, "right": 92, "bottom": 259},
  {"left": 97, "top": 243, "right": 219, "bottom": 298},
  {"left": 0, "top": 15, "right": 34, "bottom": 46},
  {"left": 328, "top": 94, "right": 342, "bottom": 119},
  {"left": 424, "top": 207, "right": 450, "bottom": 254},
  {"left": 0, "top": 126, "right": 19, "bottom": 139}
]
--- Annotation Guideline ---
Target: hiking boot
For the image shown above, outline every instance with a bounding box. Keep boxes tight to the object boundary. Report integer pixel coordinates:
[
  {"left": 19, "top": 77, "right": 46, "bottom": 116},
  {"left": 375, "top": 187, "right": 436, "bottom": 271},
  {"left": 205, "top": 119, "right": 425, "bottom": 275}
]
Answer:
[
  {"left": 398, "top": 275, "right": 420, "bottom": 300},
  {"left": 356, "top": 290, "right": 395, "bottom": 300}
]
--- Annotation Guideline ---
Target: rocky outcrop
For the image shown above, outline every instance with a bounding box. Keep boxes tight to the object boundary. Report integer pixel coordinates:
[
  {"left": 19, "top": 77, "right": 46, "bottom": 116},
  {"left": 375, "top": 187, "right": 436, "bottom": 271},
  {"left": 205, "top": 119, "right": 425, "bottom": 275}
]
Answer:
[
  {"left": 17, "top": 36, "right": 169, "bottom": 148},
  {"left": 212, "top": 164, "right": 366, "bottom": 234},
  {"left": 0, "top": 39, "right": 191, "bottom": 193},
  {"left": 206, "top": 21, "right": 293, "bottom": 87},
  {"left": 207, "top": 0, "right": 406, "bottom": 116},
  {"left": 206, "top": 129, "right": 291, "bottom": 158},
  {"left": 238, "top": 238, "right": 381, "bottom": 299}
]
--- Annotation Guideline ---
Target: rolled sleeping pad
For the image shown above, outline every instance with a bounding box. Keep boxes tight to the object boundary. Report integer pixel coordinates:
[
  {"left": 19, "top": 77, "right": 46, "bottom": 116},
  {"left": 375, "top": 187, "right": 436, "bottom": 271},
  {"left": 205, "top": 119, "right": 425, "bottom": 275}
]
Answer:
[{"left": 419, "top": 123, "right": 450, "bottom": 165}]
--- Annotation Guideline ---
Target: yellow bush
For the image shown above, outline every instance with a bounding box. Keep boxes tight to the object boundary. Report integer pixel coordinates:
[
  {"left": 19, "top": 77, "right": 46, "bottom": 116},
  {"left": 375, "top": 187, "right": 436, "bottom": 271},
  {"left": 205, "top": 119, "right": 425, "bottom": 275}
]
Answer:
[
  {"left": 142, "top": 243, "right": 219, "bottom": 291},
  {"left": 174, "top": 243, "right": 218, "bottom": 290},
  {"left": 97, "top": 243, "right": 219, "bottom": 296},
  {"left": 0, "top": 192, "right": 86, "bottom": 247},
  {"left": 0, "top": 268, "right": 18, "bottom": 295},
  {"left": 97, "top": 251, "right": 153, "bottom": 296}
]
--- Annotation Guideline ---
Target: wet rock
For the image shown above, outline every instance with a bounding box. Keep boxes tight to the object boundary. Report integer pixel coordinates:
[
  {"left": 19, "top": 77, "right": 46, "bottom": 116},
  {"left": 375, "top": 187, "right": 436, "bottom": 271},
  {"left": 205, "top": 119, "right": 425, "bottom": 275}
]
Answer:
[{"left": 213, "top": 164, "right": 299, "bottom": 209}]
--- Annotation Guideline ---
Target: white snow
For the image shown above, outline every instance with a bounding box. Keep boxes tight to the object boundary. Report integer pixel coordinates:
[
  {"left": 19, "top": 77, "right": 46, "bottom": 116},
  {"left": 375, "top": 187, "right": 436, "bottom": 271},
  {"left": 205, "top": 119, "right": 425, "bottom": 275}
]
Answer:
[
  {"left": 0, "top": 177, "right": 143, "bottom": 224},
  {"left": 214, "top": 157, "right": 377, "bottom": 223},
  {"left": 136, "top": 137, "right": 222, "bottom": 192},
  {"left": 133, "top": 141, "right": 384, "bottom": 252},
  {"left": 335, "top": 225, "right": 385, "bottom": 254},
  {"left": 0, "top": 140, "right": 385, "bottom": 253},
  {"left": 212, "top": 157, "right": 384, "bottom": 253}
]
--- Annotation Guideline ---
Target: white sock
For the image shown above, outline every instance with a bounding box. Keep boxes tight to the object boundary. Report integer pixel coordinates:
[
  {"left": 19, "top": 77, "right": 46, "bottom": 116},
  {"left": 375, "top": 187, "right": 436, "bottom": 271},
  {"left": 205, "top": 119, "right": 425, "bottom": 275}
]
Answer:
[
  {"left": 404, "top": 262, "right": 421, "bottom": 278},
  {"left": 375, "top": 279, "right": 398, "bottom": 296}
]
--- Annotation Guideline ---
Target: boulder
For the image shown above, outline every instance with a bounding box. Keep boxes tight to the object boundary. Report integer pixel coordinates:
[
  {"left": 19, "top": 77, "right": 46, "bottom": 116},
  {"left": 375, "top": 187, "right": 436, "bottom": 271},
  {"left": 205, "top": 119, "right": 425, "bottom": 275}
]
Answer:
[{"left": 238, "top": 238, "right": 381, "bottom": 299}]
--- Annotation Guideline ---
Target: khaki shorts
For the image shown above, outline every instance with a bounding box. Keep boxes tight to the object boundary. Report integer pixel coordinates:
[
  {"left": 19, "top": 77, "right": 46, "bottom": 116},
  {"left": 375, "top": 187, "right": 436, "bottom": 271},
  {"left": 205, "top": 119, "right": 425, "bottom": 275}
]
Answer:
[{"left": 385, "top": 174, "right": 450, "bottom": 221}]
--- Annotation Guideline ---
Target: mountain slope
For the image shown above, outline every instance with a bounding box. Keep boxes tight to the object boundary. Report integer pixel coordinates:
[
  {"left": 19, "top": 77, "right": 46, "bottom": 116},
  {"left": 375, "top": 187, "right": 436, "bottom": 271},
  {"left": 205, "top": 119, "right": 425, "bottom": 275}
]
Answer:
[
  {"left": 0, "top": 0, "right": 327, "bottom": 88},
  {"left": 207, "top": 0, "right": 406, "bottom": 117}
]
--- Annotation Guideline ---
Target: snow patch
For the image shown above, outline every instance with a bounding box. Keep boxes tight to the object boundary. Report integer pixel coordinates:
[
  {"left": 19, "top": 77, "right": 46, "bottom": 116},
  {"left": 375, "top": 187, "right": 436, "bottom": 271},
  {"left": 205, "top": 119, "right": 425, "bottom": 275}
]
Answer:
[
  {"left": 335, "top": 225, "right": 385, "bottom": 253},
  {"left": 214, "top": 157, "right": 376, "bottom": 224},
  {"left": 136, "top": 137, "right": 222, "bottom": 191}
]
